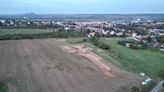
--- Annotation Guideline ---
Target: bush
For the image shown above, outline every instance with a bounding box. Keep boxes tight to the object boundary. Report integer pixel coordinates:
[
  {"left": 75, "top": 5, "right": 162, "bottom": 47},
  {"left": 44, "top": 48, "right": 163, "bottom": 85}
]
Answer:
[
  {"left": 129, "top": 44, "right": 139, "bottom": 49},
  {"left": 131, "top": 86, "right": 140, "bottom": 92},
  {"left": 0, "top": 82, "right": 7, "bottom": 92},
  {"left": 90, "top": 37, "right": 110, "bottom": 50},
  {"left": 117, "top": 40, "right": 136, "bottom": 46},
  {"left": 157, "top": 35, "right": 164, "bottom": 43},
  {"left": 158, "top": 69, "right": 164, "bottom": 79},
  {"left": 118, "top": 40, "right": 147, "bottom": 50},
  {"left": 0, "top": 31, "right": 87, "bottom": 40},
  {"left": 117, "top": 41, "right": 126, "bottom": 46},
  {"left": 82, "top": 39, "right": 88, "bottom": 42},
  {"left": 141, "top": 81, "right": 156, "bottom": 92}
]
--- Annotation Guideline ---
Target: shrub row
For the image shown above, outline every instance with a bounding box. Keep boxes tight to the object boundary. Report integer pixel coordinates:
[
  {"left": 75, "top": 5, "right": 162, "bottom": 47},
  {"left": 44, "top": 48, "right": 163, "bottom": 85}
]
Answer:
[
  {"left": 90, "top": 37, "right": 110, "bottom": 50},
  {"left": 0, "top": 31, "right": 86, "bottom": 40},
  {"left": 118, "top": 40, "right": 147, "bottom": 50}
]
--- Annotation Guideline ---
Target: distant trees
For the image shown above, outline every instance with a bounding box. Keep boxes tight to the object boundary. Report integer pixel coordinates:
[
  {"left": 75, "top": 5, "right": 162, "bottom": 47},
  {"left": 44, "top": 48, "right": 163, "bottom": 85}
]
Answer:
[
  {"left": 117, "top": 40, "right": 147, "bottom": 49},
  {"left": 157, "top": 36, "right": 164, "bottom": 43},
  {"left": 156, "top": 24, "right": 164, "bottom": 29},
  {"left": 0, "top": 22, "right": 2, "bottom": 26},
  {"left": 0, "top": 30, "right": 87, "bottom": 40},
  {"left": 134, "top": 29, "right": 147, "bottom": 35},
  {"left": 146, "top": 36, "right": 153, "bottom": 43}
]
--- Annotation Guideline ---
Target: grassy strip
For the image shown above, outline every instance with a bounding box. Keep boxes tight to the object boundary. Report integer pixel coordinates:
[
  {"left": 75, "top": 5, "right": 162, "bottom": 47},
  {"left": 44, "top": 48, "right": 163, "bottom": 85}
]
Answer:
[
  {"left": 0, "top": 29, "right": 86, "bottom": 40},
  {"left": 97, "top": 38, "right": 164, "bottom": 79}
]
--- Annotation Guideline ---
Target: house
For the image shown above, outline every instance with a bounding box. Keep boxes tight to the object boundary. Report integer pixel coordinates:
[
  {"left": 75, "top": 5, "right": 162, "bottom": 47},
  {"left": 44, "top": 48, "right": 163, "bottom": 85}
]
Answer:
[
  {"left": 88, "top": 32, "right": 96, "bottom": 38},
  {"left": 116, "top": 32, "right": 123, "bottom": 36},
  {"left": 132, "top": 33, "right": 137, "bottom": 37},
  {"left": 110, "top": 31, "right": 115, "bottom": 35},
  {"left": 0, "top": 19, "right": 6, "bottom": 24}
]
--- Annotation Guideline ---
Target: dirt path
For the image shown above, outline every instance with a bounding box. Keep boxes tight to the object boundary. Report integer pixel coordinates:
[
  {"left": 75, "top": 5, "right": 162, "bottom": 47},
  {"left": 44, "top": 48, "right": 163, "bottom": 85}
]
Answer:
[{"left": 0, "top": 38, "right": 142, "bottom": 92}]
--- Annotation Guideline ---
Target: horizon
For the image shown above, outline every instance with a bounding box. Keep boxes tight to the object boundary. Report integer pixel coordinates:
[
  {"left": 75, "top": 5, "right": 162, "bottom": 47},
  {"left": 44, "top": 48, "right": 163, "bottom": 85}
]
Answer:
[{"left": 1, "top": 13, "right": 164, "bottom": 15}]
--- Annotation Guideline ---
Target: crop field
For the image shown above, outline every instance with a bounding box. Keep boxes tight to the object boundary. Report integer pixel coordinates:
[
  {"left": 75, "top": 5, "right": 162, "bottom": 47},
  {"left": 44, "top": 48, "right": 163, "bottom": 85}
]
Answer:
[
  {"left": 0, "top": 29, "right": 86, "bottom": 40},
  {"left": 66, "top": 38, "right": 164, "bottom": 79},
  {"left": 0, "top": 29, "right": 54, "bottom": 36},
  {"left": 0, "top": 38, "right": 142, "bottom": 92}
]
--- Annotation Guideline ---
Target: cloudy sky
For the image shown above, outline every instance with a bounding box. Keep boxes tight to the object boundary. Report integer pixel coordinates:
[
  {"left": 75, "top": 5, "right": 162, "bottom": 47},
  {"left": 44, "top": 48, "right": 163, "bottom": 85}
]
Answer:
[{"left": 0, "top": 0, "right": 164, "bottom": 14}]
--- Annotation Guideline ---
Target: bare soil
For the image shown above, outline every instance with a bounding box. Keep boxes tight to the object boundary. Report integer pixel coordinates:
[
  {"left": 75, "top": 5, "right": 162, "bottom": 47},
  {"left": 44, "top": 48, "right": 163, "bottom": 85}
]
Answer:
[
  {"left": 0, "top": 38, "right": 143, "bottom": 92},
  {"left": 61, "top": 45, "right": 116, "bottom": 78}
]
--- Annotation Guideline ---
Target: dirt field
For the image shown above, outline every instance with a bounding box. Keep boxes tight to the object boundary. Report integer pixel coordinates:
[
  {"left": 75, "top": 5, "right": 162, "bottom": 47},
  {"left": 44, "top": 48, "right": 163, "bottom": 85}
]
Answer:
[
  {"left": 0, "top": 38, "right": 142, "bottom": 92},
  {"left": 60, "top": 45, "right": 116, "bottom": 78}
]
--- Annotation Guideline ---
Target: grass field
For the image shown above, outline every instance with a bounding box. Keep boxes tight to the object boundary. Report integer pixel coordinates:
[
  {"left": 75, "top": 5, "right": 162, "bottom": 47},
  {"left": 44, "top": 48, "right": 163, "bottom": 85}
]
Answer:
[
  {"left": 66, "top": 37, "right": 164, "bottom": 79},
  {"left": 0, "top": 29, "right": 54, "bottom": 36},
  {"left": 0, "top": 29, "right": 86, "bottom": 40}
]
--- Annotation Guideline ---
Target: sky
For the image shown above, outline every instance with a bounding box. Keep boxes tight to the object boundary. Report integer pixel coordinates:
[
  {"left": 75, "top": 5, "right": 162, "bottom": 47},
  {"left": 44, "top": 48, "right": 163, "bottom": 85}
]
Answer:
[{"left": 0, "top": 0, "right": 164, "bottom": 14}]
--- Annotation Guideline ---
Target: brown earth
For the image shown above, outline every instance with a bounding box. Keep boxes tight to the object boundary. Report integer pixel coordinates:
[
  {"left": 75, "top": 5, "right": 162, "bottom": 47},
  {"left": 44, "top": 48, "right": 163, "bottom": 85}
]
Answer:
[
  {"left": 0, "top": 38, "right": 143, "bottom": 92},
  {"left": 61, "top": 45, "right": 116, "bottom": 78}
]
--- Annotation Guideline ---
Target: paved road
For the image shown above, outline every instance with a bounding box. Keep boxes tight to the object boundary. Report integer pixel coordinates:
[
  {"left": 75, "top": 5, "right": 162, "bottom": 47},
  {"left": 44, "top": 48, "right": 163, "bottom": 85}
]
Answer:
[{"left": 151, "top": 80, "right": 164, "bottom": 92}]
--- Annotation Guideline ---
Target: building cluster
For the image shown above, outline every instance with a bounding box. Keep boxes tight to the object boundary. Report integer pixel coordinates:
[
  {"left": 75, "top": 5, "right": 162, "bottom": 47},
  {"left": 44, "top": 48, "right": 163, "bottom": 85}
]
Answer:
[
  {"left": 0, "top": 18, "right": 164, "bottom": 47},
  {"left": 0, "top": 19, "right": 56, "bottom": 27}
]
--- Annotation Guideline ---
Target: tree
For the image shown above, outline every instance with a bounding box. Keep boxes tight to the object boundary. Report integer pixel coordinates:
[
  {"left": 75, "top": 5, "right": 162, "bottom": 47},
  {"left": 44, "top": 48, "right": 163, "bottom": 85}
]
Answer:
[
  {"left": 156, "top": 24, "right": 164, "bottom": 29},
  {"left": 0, "top": 81, "right": 7, "bottom": 92},
  {"left": 157, "top": 36, "right": 164, "bottom": 43},
  {"left": 89, "top": 37, "right": 110, "bottom": 50},
  {"left": 146, "top": 36, "right": 152, "bottom": 43},
  {"left": 0, "top": 22, "right": 2, "bottom": 26}
]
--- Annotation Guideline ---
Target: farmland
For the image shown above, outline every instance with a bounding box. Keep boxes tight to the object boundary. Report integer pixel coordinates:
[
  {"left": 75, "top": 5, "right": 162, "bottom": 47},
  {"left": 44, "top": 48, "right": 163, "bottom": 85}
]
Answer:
[
  {"left": 0, "top": 29, "right": 86, "bottom": 40},
  {"left": 66, "top": 38, "right": 164, "bottom": 79},
  {"left": 0, "top": 29, "right": 54, "bottom": 35},
  {"left": 0, "top": 38, "right": 142, "bottom": 92}
]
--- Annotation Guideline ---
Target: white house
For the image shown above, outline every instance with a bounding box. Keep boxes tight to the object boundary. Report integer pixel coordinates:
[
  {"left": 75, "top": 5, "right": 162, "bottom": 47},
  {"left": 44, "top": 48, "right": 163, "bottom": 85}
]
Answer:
[{"left": 110, "top": 31, "right": 115, "bottom": 35}]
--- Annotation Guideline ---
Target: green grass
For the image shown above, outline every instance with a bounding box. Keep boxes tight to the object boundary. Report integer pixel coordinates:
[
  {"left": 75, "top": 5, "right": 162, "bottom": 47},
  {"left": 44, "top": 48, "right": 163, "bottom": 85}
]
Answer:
[
  {"left": 0, "top": 29, "right": 86, "bottom": 40},
  {"left": 0, "top": 82, "right": 7, "bottom": 92},
  {"left": 0, "top": 29, "right": 54, "bottom": 36},
  {"left": 65, "top": 38, "right": 87, "bottom": 43},
  {"left": 160, "top": 91, "right": 164, "bottom": 92},
  {"left": 66, "top": 37, "right": 164, "bottom": 79}
]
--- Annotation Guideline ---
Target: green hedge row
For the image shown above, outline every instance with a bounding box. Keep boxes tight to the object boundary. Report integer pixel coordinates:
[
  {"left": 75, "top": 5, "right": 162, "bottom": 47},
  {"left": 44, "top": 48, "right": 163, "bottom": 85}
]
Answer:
[
  {"left": 118, "top": 40, "right": 147, "bottom": 50},
  {"left": 90, "top": 37, "right": 110, "bottom": 50},
  {"left": 0, "top": 31, "right": 86, "bottom": 40}
]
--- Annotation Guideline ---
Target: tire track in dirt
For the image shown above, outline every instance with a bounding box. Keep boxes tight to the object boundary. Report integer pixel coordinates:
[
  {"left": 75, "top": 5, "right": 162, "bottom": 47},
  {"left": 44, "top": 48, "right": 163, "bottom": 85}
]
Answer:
[
  {"left": 15, "top": 41, "right": 33, "bottom": 92},
  {"left": 33, "top": 40, "right": 72, "bottom": 92},
  {"left": 21, "top": 41, "right": 36, "bottom": 92},
  {"left": 22, "top": 40, "right": 51, "bottom": 92}
]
